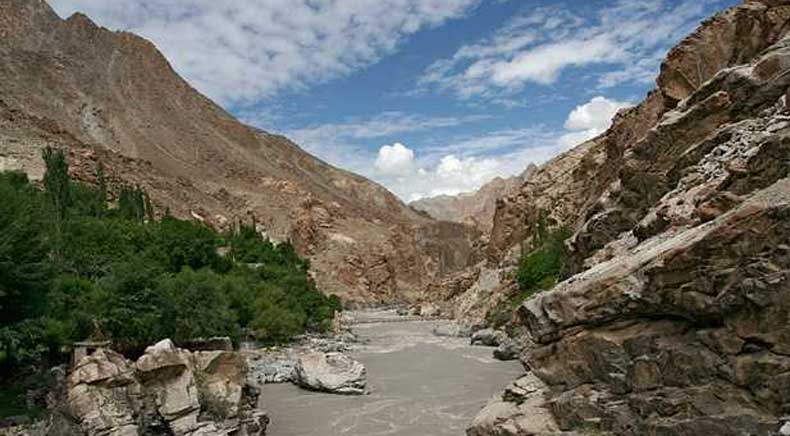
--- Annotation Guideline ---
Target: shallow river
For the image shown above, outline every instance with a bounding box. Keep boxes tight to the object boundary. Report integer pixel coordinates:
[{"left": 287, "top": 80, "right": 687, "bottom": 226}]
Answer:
[{"left": 261, "top": 312, "right": 524, "bottom": 436}]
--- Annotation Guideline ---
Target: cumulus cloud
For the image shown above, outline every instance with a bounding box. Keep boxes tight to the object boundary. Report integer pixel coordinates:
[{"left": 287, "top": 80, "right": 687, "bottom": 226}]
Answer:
[
  {"left": 49, "top": 0, "right": 480, "bottom": 107},
  {"left": 419, "top": 0, "right": 727, "bottom": 101},
  {"left": 560, "top": 96, "right": 632, "bottom": 146},
  {"left": 375, "top": 143, "right": 416, "bottom": 175},
  {"left": 358, "top": 127, "right": 566, "bottom": 200}
]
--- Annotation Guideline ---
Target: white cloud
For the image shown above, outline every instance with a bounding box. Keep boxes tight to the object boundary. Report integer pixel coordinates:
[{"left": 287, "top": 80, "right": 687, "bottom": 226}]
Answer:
[
  {"left": 560, "top": 96, "right": 632, "bottom": 146},
  {"left": 375, "top": 143, "right": 416, "bottom": 175},
  {"left": 564, "top": 96, "right": 631, "bottom": 131},
  {"left": 49, "top": 0, "right": 480, "bottom": 107},
  {"left": 363, "top": 127, "right": 568, "bottom": 200},
  {"left": 419, "top": 0, "right": 724, "bottom": 101}
]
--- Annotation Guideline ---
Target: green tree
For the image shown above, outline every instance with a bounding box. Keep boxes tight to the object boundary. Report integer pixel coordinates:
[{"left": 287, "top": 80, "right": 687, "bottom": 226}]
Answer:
[
  {"left": 0, "top": 173, "right": 51, "bottom": 325},
  {"left": 42, "top": 147, "right": 71, "bottom": 261},
  {"left": 118, "top": 185, "right": 146, "bottom": 223},
  {"left": 95, "top": 162, "right": 108, "bottom": 218},
  {"left": 158, "top": 268, "right": 238, "bottom": 343}
]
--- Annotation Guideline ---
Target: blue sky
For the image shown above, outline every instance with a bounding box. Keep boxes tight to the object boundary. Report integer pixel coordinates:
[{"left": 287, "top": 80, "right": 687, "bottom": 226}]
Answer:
[{"left": 50, "top": 0, "right": 737, "bottom": 201}]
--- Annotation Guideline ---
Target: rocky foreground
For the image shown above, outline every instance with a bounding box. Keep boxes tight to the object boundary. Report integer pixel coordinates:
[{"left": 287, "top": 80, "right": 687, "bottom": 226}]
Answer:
[
  {"left": 460, "top": 1, "right": 790, "bottom": 435},
  {"left": 69, "top": 339, "right": 267, "bottom": 436}
]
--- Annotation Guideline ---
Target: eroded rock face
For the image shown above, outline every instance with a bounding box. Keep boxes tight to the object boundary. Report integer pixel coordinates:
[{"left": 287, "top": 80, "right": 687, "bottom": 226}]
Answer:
[
  {"left": 470, "top": 2, "right": 790, "bottom": 435},
  {"left": 66, "top": 340, "right": 267, "bottom": 436},
  {"left": 488, "top": 0, "right": 790, "bottom": 265},
  {"left": 293, "top": 352, "right": 367, "bottom": 395}
]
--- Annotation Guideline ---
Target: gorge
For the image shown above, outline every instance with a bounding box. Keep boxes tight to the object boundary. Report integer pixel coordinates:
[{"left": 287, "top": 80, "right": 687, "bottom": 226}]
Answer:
[{"left": 2, "top": 0, "right": 790, "bottom": 435}]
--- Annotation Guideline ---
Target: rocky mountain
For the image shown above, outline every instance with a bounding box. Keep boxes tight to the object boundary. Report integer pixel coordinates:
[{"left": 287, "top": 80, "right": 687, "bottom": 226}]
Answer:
[
  {"left": 0, "top": 0, "right": 479, "bottom": 306},
  {"left": 437, "top": 1, "right": 790, "bottom": 434},
  {"left": 410, "top": 164, "right": 537, "bottom": 233}
]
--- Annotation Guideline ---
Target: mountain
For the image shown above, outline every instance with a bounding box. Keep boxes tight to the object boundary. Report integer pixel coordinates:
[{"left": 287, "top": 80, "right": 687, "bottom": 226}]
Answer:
[
  {"left": 409, "top": 164, "right": 537, "bottom": 233},
  {"left": 0, "top": 0, "right": 479, "bottom": 306},
  {"left": 430, "top": 1, "right": 790, "bottom": 434}
]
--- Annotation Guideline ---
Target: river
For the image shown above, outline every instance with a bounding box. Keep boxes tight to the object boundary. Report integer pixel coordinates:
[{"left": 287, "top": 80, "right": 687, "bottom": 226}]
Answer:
[{"left": 260, "top": 311, "right": 524, "bottom": 436}]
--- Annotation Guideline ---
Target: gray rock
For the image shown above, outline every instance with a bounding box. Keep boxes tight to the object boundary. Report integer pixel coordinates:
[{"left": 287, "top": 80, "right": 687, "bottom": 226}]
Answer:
[
  {"left": 294, "top": 352, "right": 367, "bottom": 395},
  {"left": 471, "top": 329, "right": 508, "bottom": 347},
  {"left": 247, "top": 354, "right": 297, "bottom": 385},
  {"left": 493, "top": 338, "right": 522, "bottom": 361}
]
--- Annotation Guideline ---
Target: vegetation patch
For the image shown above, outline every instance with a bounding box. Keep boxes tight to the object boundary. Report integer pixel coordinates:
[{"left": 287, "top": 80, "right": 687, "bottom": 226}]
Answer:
[
  {"left": 486, "top": 213, "right": 570, "bottom": 329},
  {"left": 0, "top": 148, "right": 340, "bottom": 416}
]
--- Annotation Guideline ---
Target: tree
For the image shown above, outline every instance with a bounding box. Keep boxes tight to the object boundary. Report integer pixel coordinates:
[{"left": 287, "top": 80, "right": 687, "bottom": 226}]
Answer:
[
  {"left": 118, "top": 185, "right": 146, "bottom": 223},
  {"left": 42, "top": 147, "right": 71, "bottom": 261},
  {"left": 95, "top": 162, "right": 108, "bottom": 218},
  {"left": 0, "top": 173, "right": 51, "bottom": 325}
]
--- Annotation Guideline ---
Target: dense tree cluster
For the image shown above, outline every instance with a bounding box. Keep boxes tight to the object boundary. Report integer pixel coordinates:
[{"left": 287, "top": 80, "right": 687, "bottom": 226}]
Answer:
[{"left": 0, "top": 148, "right": 340, "bottom": 414}]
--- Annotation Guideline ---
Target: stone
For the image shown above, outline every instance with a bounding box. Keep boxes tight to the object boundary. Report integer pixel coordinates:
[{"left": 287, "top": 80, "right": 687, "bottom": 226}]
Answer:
[
  {"left": 471, "top": 329, "right": 508, "bottom": 347},
  {"left": 67, "top": 348, "right": 141, "bottom": 436},
  {"left": 467, "top": 374, "right": 560, "bottom": 436},
  {"left": 493, "top": 339, "right": 522, "bottom": 361},
  {"left": 294, "top": 352, "right": 367, "bottom": 395}
]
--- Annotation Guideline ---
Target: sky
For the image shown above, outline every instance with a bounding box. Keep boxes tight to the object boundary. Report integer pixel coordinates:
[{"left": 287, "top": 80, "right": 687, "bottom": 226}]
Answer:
[{"left": 49, "top": 0, "right": 738, "bottom": 202}]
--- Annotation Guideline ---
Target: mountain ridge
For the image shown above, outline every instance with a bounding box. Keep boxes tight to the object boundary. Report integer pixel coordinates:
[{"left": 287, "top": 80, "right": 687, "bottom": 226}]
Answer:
[{"left": 0, "top": 0, "right": 480, "bottom": 306}]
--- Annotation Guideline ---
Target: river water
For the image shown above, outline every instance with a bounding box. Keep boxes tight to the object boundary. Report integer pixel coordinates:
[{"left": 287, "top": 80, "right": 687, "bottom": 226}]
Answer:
[{"left": 260, "top": 312, "right": 524, "bottom": 436}]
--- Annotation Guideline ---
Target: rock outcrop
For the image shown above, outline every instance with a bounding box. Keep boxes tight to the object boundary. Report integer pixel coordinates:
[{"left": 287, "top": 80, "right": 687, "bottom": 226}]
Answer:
[
  {"left": 470, "top": 1, "right": 790, "bottom": 434},
  {"left": 293, "top": 352, "right": 367, "bottom": 395},
  {"left": 67, "top": 340, "right": 267, "bottom": 436},
  {"left": 0, "top": 0, "right": 479, "bottom": 307}
]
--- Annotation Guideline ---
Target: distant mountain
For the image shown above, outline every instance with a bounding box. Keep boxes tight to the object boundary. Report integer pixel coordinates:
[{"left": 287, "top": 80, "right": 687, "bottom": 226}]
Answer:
[
  {"left": 0, "top": 0, "right": 479, "bottom": 305},
  {"left": 410, "top": 164, "right": 537, "bottom": 233}
]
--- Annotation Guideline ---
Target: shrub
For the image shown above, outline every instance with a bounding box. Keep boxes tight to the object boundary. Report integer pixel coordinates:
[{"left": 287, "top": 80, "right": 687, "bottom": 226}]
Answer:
[{"left": 515, "top": 223, "right": 570, "bottom": 304}]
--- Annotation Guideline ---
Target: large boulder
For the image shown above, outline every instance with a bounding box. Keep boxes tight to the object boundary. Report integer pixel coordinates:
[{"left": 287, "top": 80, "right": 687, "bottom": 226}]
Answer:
[
  {"left": 135, "top": 339, "right": 205, "bottom": 435},
  {"left": 467, "top": 374, "right": 560, "bottom": 436},
  {"left": 67, "top": 349, "right": 141, "bottom": 436},
  {"left": 293, "top": 352, "right": 367, "bottom": 395}
]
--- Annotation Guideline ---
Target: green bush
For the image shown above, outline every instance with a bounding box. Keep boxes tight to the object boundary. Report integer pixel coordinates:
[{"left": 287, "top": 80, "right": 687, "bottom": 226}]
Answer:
[{"left": 516, "top": 225, "right": 570, "bottom": 304}]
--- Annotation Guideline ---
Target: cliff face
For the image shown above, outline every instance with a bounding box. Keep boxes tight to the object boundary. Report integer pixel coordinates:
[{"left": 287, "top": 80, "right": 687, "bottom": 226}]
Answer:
[
  {"left": 469, "top": 1, "right": 790, "bottom": 434},
  {"left": 410, "top": 165, "right": 537, "bottom": 233},
  {"left": 0, "top": 0, "right": 479, "bottom": 305},
  {"left": 488, "top": 0, "right": 790, "bottom": 265}
]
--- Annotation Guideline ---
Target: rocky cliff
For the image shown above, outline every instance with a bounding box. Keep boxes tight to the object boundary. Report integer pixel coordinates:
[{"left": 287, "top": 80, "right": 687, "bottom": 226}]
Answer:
[
  {"left": 0, "top": 0, "right": 479, "bottom": 306},
  {"left": 466, "top": 1, "right": 790, "bottom": 434},
  {"left": 410, "top": 165, "right": 537, "bottom": 233}
]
